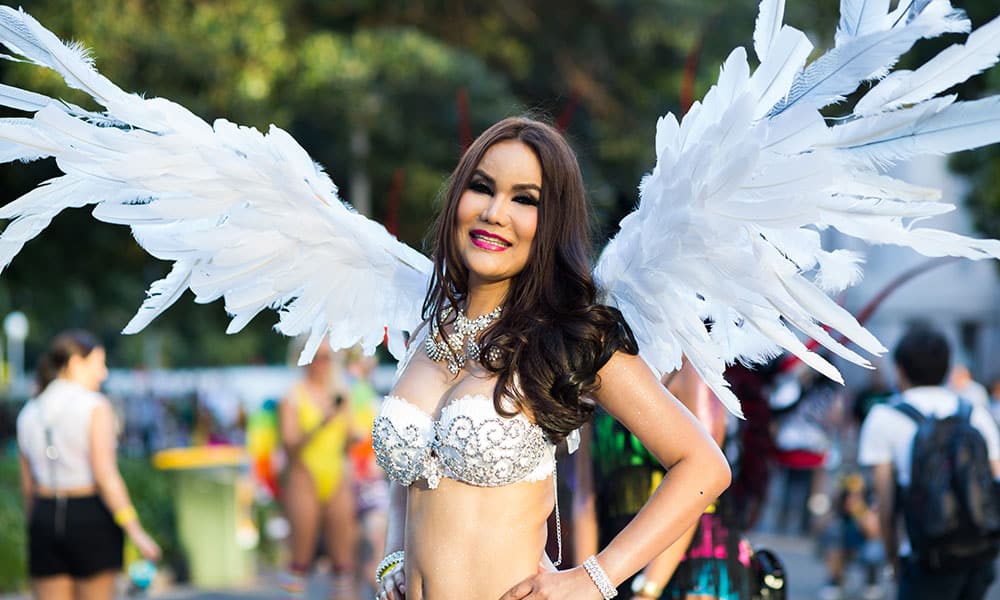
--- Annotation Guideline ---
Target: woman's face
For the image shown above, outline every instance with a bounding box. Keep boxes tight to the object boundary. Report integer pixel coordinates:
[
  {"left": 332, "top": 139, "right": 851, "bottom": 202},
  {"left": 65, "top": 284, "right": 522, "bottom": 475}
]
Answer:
[
  {"left": 306, "top": 343, "right": 334, "bottom": 379},
  {"left": 455, "top": 140, "right": 541, "bottom": 289},
  {"left": 66, "top": 347, "right": 108, "bottom": 391}
]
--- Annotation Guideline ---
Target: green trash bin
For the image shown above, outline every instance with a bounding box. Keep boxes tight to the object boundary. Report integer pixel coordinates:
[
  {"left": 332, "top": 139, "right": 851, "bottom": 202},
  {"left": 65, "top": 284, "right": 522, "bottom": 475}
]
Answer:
[{"left": 153, "top": 446, "right": 257, "bottom": 588}]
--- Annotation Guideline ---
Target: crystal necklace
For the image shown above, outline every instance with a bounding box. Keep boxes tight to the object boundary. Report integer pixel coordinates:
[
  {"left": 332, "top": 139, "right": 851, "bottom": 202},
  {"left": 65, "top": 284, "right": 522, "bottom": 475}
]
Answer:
[{"left": 424, "top": 304, "right": 502, "bottom": 374}]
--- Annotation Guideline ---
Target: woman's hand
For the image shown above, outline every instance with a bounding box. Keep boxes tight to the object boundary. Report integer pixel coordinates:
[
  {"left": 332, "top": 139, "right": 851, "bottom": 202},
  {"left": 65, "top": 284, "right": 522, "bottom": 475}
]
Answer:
[
  {"left": 499, "top": 567, "right": 604, "bottom": 600},
  {"left": 377, "top": 563, "right": 405, "bottom": 600},
  {"left": 128, "top": 526, "right": 162, "bottom": 562}
]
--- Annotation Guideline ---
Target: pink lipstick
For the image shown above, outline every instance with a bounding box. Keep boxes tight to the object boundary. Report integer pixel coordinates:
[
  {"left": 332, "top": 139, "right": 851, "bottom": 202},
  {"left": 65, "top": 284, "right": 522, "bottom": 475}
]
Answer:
[{"left": 469, "top": 229, "right": 511, "bottom": 251}]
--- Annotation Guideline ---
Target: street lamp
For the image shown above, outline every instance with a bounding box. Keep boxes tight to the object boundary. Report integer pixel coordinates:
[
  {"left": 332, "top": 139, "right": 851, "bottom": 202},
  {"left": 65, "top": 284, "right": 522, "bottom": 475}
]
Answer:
[{"left": 4, "top": 310, "right": 28, "bottom": 388}]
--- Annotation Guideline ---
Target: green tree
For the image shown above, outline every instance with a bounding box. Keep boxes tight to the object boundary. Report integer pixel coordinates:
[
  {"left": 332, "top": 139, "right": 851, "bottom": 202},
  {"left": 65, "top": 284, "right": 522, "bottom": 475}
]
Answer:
[
  {"left": 7, "top": 0, "right": 981, "bottom": 368},
  {"left": 1, "top": 0, "right": 518, "bottom": 367}
]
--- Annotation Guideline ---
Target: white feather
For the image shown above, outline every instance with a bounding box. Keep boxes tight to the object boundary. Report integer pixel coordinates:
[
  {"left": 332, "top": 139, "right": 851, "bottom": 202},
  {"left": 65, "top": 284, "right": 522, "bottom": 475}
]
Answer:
[
  {"left": 834, "top": 172, "right": 943, "bottom": 202},
  {"left": 856, "top": 14, "right": 1000, "bottom": 116},
  {"left": 597, "top": 0, "right": 1000, "bottom": 417},
  {"left": 836, "top": 0, "right": 892, "bottom": 46},
  {"left": 749, "top": 26, "right": 813, "bottom": 118},
  {"left": 0, "top": 8, "right": 139, "bottom": 119},
  {"left": 0, "top": 82, "right": 51, "bottom": 112},
  {"left": 833, "top": 95, "right": 1000, "bottom": 167},
  {"left": 753, "top": 0, "right": 787, "bottom": 63},
  {"left": 814, "top": 249, "right": 865, "bottom": 292},
  {"left": 122, "top": 259, "right": 197, "bottom": 334},
  {"left": 0, "top": 12, "right": 431, "bottom": 360},
  {"left": 772, "top": 0, "right": 969, "bottom": 115},
  {"left": 4, "top": 4, "right": 1000, "bottom": 422}
]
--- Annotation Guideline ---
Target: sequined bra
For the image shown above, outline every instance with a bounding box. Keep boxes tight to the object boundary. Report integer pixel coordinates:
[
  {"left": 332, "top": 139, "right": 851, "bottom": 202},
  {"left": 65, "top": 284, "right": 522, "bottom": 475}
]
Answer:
[{"left": 373, "top": 393, "right": 556, "bottom": 489}]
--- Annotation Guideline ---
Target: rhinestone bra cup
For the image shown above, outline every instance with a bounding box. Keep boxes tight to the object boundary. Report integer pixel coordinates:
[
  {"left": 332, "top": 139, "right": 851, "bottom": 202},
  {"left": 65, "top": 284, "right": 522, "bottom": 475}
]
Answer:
[{"left": 372, "top": 394, "right": 555, "bottom": 489}]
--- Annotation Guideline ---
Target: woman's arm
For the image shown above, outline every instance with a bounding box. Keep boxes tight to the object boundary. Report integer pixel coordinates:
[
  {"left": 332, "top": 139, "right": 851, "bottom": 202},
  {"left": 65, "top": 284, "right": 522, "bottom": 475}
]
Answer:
[
  {"left": 18, "top": 453, "right": 33, "bottom": 520},
  {"left": 90, "top": 400, "right": 161, "bottom": 561},
  {"left": 627, "top": 359, "right": 726, "bottom": 597},
  {"left": 503, "top": 352, "right": 730, "bottom": 599},
  {"left": 572, "top": 424, "right": 598, "bottom": 564},
  {"left": 590, "top": 352, "right": 731, "bottom": 587}
]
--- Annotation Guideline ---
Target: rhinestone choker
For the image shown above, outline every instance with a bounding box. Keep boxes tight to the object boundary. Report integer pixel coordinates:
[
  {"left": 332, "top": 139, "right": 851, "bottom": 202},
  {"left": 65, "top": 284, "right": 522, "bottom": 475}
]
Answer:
[{"left": 424, "top": 305, "right": 502, "bottom": 374}]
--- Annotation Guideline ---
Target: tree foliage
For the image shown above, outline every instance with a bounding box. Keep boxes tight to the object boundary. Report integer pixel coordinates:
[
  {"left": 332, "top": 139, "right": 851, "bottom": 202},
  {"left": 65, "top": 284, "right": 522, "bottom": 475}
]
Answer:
[{"left": 0, "top": 0, "right": 995, "bottom": 367}]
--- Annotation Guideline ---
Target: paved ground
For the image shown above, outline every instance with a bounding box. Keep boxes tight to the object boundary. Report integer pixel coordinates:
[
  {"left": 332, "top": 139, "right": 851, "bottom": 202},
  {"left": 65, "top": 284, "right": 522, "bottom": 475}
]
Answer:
[
  {"left": 0, "top": 532, "right": 898, "bottom": 599},
  {"left": 3, "top": 532, "right": 999, "bottom": 598}
]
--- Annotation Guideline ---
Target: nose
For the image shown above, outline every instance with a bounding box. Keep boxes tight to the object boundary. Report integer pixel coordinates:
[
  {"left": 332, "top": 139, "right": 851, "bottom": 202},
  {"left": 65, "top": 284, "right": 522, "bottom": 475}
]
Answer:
[{"left": 480, "top": 194, "right": 509, "bottom": 225}]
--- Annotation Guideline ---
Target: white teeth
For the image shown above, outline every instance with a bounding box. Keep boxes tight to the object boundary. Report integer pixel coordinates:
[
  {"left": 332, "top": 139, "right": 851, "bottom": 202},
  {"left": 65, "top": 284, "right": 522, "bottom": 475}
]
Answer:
[{"left": 471, "top": 233, "right": 510, "bottom": 247}]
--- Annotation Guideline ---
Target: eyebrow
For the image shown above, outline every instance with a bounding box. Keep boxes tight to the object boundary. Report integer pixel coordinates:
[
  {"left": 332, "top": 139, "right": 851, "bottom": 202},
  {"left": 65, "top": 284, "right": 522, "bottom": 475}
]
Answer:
[{"left": 473, "top": 169, "right": 541, "bottom": 193}]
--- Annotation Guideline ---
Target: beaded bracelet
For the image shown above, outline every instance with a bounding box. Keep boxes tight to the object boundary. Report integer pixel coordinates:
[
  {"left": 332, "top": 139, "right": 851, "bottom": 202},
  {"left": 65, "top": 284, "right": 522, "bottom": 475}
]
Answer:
[
  {"left": 583, "top": 555, "right": 618, "bottom": 599},
  {"left": 375, "top": 550, "right": 405, "bottom": 584}
]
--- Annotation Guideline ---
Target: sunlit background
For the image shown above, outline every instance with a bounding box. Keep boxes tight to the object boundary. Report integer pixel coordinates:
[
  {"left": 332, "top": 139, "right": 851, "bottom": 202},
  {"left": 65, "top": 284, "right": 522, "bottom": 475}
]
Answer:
[{"left": 1, "top": 0, "right": 999, "bottom": 596}]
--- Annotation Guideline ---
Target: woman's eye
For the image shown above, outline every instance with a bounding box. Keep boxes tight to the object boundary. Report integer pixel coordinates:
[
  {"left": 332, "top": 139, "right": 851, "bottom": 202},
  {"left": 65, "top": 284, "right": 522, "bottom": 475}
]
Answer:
[
  {"left": 514, "top": 195, "right": 540, "bottom": 206},
  {"left": 470, "top": 182, "right": 492, "bottom": 195}
]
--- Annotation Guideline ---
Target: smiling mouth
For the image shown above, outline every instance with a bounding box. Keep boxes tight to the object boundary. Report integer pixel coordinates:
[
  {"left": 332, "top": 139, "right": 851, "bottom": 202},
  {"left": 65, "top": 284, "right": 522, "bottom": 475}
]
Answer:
[{"left": 470, "top": 229, "right": 512, "bottom": 251}]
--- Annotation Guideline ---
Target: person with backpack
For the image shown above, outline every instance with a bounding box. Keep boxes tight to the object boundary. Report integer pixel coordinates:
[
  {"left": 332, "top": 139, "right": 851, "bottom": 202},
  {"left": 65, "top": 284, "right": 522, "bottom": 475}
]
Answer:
[{"left": 858, "top": 326, "right": 1000, "bottom": 600}]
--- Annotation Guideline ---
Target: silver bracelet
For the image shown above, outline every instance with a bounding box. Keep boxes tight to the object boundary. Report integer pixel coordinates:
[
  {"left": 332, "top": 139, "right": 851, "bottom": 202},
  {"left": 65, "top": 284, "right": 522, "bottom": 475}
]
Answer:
[
  {"left": 375, "top": 550, "right": 405, "bottom": 584},
  {"left": 582, "top": 555, "right": 618, "bottom": 599}
]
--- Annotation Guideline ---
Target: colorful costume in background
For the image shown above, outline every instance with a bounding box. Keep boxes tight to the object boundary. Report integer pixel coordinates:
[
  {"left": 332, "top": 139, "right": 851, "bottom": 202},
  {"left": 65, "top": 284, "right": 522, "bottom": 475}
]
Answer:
[
  {"left": 590, "top": 408, "right": 752, "bottom": 599},
  {"left": 591, "top": 408, "right": 665, "bottom": 552},
  {"left": 246, "top": 399, "right": 281, "bottom": 499},
  {"left": 291, "top": 384, "right": 349, "bottom": 502},
  {"left": 290, "top": 383, "right": 349, "bottom": 502},
  {"left": 664, "top": 505, "right": 753, "bottom": 600}
]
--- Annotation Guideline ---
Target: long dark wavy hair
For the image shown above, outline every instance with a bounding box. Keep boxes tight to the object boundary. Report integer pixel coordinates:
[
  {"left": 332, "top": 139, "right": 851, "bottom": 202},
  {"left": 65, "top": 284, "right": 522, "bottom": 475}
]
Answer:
[
  {"left": 422, "top": 117, "right": 638, "bottom": 442},
  {"left": 36, "top": 329, "right": 102, "bottom": 391}
]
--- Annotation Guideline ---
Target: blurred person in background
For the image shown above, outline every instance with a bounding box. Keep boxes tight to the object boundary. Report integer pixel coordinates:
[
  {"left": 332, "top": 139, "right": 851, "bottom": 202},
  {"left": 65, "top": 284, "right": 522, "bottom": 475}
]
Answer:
[
  {"left": 851, "top": 369, "right": 893, "bottom": 429},
  {"left": 949, "top": 363, "right": 990, "bottom": 409},
  {"left": 771, "top": 364, "right": 844, "bottom": 536},
  {"left": 575, "top": 358, "right": 751, "bottom": 599},
  {"left": 818, "top": 472, "right": 883, "bottom": 600},
  {"left": 859, "top": 327, "right": 1000, "bottom": 600},
  {"left": 278, "top": 338, "right": 357, "bottom": 597},
  {"left": 346, "top": 348, "right": 390, "bottom": 594},
  {"left": 16, "top": 330, "right": 160, "bottom": 599}
]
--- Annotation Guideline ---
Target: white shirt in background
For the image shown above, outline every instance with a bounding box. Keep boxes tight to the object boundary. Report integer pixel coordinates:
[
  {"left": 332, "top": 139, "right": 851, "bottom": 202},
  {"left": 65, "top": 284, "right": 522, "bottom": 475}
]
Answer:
[
  {"left": 16, "top": 378, "right": 110, "bottom": 490},
  {"left": 858, "top": 386, "right": 1000, "bottom": 487}
]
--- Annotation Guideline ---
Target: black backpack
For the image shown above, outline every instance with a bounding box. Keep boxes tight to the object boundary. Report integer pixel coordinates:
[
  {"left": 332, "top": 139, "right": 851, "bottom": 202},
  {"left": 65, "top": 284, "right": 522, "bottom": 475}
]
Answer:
[{"left": 895, "top": 398, "right": 1000, "bottom": 569}]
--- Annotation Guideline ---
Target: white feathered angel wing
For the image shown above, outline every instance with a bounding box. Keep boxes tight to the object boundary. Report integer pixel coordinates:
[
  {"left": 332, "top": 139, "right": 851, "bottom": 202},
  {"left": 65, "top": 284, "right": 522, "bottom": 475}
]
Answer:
[
  {"left": 595, "top": 0, "right": 1000, "bottom": 417},
  {"left": 0, "top": 7, "right": 431, "bottom": 363}
]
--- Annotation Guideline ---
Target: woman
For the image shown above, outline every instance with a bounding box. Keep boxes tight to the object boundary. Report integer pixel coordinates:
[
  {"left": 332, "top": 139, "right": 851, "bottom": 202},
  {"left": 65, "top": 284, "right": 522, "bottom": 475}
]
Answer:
[
  {"left": 373, "top": 118, "right": 731, "bottom": 600},
  {"left": 16, "top": 330, "right": 160, "bottom": 599},
  {"left": 278, "top": 340, "right": 357, "bottom": 595}
]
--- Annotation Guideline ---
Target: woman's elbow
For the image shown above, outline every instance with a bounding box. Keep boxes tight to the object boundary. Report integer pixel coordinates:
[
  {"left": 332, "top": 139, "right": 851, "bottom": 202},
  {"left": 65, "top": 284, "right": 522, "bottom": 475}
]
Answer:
[{"left": 701, "top": 444, "right": 732, "bottom": 499}]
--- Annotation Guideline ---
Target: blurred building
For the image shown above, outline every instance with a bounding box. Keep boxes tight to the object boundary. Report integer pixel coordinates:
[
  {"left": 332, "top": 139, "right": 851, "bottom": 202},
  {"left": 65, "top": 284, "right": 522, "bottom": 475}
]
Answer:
[{"left": 832, "top": 154, "right": 1000, "bottom": 390}]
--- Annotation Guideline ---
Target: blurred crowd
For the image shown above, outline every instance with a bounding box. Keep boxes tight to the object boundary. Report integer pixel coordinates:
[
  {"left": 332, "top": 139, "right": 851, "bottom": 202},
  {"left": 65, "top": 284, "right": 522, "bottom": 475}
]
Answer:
[{"left": 7, "top": 326, "right": 1000, "bottom": 600}]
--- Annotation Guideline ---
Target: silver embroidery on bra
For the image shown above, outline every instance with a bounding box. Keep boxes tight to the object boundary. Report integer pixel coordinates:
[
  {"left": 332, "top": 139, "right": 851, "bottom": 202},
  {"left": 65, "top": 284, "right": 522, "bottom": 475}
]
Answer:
[{"left": 373, "top": 395, "right": 552, "bottom": 489}]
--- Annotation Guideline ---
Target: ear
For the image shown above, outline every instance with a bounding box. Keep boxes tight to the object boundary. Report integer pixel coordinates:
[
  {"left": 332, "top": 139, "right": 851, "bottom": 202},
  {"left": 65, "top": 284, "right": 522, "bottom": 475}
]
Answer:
[{"left": 64, "top": 353, "right": 85, "bottom": 374}]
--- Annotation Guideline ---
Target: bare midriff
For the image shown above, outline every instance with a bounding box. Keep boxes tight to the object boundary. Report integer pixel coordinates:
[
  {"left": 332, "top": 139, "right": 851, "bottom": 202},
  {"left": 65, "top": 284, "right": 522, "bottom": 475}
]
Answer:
[{"left": 404, "top": 475, "right": 553, "bottom": 600}]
